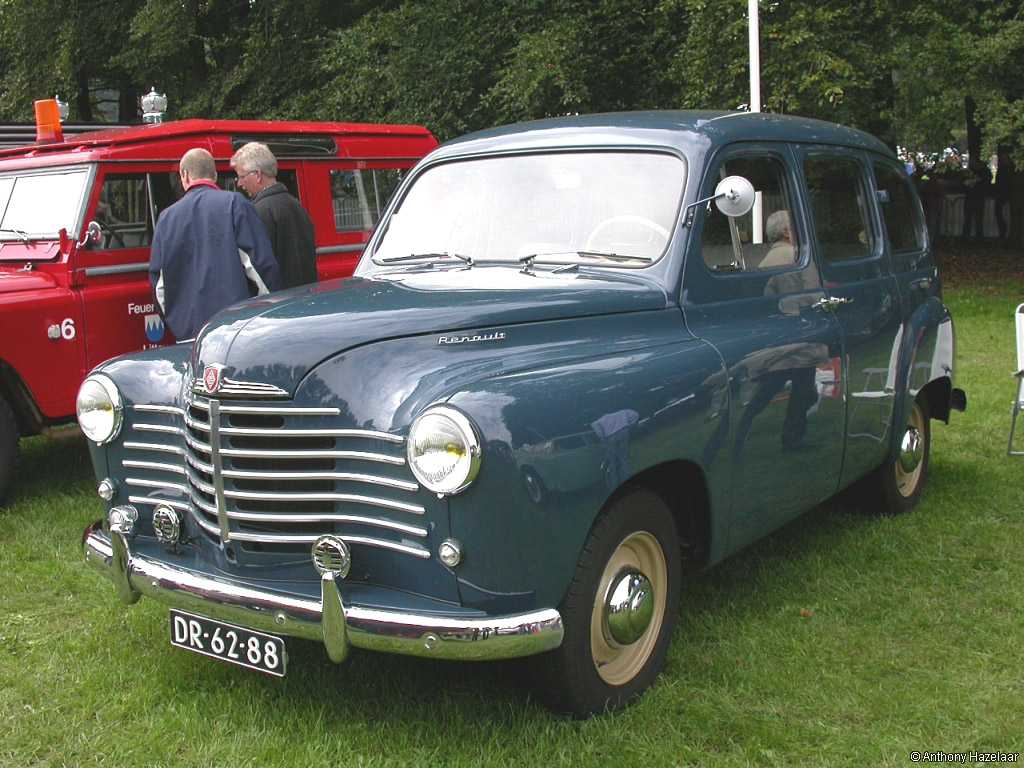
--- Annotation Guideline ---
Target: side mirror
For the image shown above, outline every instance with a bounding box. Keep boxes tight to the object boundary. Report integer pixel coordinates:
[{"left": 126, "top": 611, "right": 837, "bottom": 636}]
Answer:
[
  {"left": 713, "top": 176, "right": 756, "bottom": 217},
  {"left": 683, "top": 175, "right": 757, "bottom": 226},
  {"left": 78, "top": 220, "right": 102, "bottom": 248}
]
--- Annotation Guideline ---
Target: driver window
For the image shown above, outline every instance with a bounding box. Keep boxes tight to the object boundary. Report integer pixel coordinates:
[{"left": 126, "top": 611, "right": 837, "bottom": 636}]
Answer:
[
  {"left": 701, "top": 155, "right": 797, "bottom": 273},
  {"left": 95, "top": 174, "right": 151, "bottom": 249}
]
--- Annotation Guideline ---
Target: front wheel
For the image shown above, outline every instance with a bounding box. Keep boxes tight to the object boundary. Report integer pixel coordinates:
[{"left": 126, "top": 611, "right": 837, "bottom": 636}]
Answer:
[
  {"left": 0, "top": 394, "right": 19, "bottom": 505},
  {"left": 865, "top": 397, "right": 931, "bottom": 515},
  {"left": 531, "top": 488, "right": 681, "bottom": 717}
]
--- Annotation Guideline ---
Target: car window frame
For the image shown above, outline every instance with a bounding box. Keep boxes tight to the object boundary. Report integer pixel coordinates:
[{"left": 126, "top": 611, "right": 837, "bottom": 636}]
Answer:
[
  {"left": 797, "top": 146, "right": 886, "bottom": 271},
  {"left": 694, "top": 141, "right": 813, "bottom": 281},
  {"left": 869, "top": 157, "right": 930, "bottom": 273}
]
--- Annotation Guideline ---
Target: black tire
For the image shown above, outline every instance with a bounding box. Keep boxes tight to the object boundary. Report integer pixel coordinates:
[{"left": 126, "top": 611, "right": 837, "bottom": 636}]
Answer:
[
  {"left": 0, "top": 394, "right": 19, "bottom": 505},
  {"left": 864, "top": 396, "right": 931, "bottom": 515},
  {"left": 531, "top": 488, "right": 681, "bottom": 717}
]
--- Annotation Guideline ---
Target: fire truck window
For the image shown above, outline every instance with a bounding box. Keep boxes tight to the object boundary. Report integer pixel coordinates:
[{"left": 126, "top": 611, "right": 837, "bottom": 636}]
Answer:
[
  {"left": 218, "top": 169, "right": 298, "bottom": 199},
  {"left": 330, "top": 169, "right": 406, "bottom": 233},
  {"left": 96, "top": 174, "right": 151, "bottom": 249}
]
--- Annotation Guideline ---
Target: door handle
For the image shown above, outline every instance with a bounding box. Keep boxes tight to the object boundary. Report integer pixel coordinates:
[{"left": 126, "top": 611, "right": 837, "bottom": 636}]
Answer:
[{"left": 812, "top": 296, "right": 854, "bottom": 312}]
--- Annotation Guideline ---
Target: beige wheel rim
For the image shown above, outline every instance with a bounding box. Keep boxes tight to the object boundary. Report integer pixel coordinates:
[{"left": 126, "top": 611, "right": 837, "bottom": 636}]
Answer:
[
  {"left": 895, "top": 402, "right": 926, "bottom": 498},
  {"left": 590, "top": 531, "right": 667, "bottom": 686}
]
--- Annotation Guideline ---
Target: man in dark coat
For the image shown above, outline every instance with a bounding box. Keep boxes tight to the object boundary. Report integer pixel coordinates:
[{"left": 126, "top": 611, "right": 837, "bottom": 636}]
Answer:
[
  {"left": 149, "top": 148, "right": 281, "bottom": 340},
  {"left": 231, "top": 142, "right": 318, "bottom": 288}
]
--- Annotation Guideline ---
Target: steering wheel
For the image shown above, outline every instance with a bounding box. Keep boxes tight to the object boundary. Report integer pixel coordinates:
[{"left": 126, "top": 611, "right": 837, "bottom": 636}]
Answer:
[{"left": 585, "top": 215, "right": 670, "bottom": 253}]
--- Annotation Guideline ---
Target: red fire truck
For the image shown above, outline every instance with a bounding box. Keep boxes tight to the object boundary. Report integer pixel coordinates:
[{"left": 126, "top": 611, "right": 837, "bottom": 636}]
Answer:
[{"left": 0, "top": 107, "right": 437, "bottom": 501}]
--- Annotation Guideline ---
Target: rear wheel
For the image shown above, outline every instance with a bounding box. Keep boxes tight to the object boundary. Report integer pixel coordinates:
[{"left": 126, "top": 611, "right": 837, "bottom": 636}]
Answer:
[
  {"left": 532, "top": 488, "right": 681, "bottom": 717},
  {"left": 0, "top": 394, "right": 19, "bottom": 505},
  {"left": 865, "top": 397, "right": 930, "bottom": 515}
]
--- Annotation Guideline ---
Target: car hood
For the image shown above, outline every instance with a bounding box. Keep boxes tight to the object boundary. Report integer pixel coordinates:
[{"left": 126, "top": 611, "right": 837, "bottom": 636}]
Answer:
[
  {"left": 0, "top": 268, "right": 58, "bottom": 294},
  {"left": 195, "top": 266, "right": 669, "bottom": 396}
]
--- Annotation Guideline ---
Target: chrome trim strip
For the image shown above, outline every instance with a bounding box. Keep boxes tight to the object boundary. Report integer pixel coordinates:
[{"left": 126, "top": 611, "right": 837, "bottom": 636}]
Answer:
[
  {"left": 128, "top": 495, "right": 190, "bottom": 512},
  {"left": 189, "top": 399, "right": 342, "bottom": 416},
  {"left": 189, "top": 510, "right": 221, "bottom": 536},
  {"left": 219, "top": 468, "right": 417, "bottom": 492},
  {"left": 124, "top": 441, "right": 185, "bottom": 456},
  {"left": 132, "top": 404, "right": 185, "bottom": 416},
  {"left": 133, "top": 423, "right": 182, "bottom": 435},
  {"left": 125, "top": 477, "right": 188, "bottom": 493},
  {"left": 84, "top": 262, "right": 148, "bottom": 277},
  {"left": 218, "top": 447, "right": 405, "bottom": 464},
  {"left": 123, "top": 459, "right": 185, "bottom": 475},
  {"left": 208, "top": 399, "right": 230, "bottom": 542},
  {"left": 221, "top": 489, "right": 425, "bottom": 515},
  {"left": 184, "top": 454, "right": 214, "bottom": 475},
  {"left": 227, "top": 530, "right": 430, "bottom": 557},
  {"left": 315, "top": 244, "right": 365, "bottom": 255},
  {"left": 192, "top": 379, "right": 290, "bottom": 399},
  {"left": 189, "top": 494, "right": 219, "bottom": 516},
  {"left": 83, "top": 522, "right": 564, "bottom": 661},
  {"left": 221, "top": 426, "right": 404, "bottom": 441},
  {"left": 226, "top": 511, "right": 427, "bottom": 537}
]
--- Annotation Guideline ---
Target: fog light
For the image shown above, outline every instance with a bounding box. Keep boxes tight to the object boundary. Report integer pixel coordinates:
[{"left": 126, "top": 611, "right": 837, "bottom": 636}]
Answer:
[
  {"left": 312, "top": 535, "right": 351, "bottom": 578},
  {"left": 152, "top": 505, "right": 181, "bottom": 544},
  {"left": 97, "top": 478, "right": 116, "bottom": 501},
  {"left": 438, "top": 538, "right": 462, "bottom": 568},
  {"left": 108, "top": 505, "right": 138, "bottom": 537}
]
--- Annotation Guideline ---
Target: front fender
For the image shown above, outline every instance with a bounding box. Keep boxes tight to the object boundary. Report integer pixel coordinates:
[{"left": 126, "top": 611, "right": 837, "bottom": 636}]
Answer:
[{"left": 445, "top": 332, "right": 728, "bottom": 614}]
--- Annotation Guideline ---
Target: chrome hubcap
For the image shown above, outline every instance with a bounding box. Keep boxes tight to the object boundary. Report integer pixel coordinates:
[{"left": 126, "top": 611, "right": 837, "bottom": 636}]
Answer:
[
  {"left": 894, "top": 403, "right": 926, "bottom": 498},
  {"left": 590, "top": 531, "right": 667, "bottom": 686},
  {"left": 899, "top": 426, "right": 923, "bottom": 473},
  {"left": 604, "top": 570, "right": 655, "bottom": 646}
]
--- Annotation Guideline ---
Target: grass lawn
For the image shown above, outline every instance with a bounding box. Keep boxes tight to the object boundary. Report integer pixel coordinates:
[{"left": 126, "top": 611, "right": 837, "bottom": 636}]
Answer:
[{"left": 2, "top": 257, "right": 1022, "bottom": 767}]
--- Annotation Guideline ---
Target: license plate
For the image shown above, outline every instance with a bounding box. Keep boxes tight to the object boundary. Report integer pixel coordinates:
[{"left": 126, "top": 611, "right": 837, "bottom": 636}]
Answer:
[{"left": 169, "top": 610, "right": 287, "bottom": 677}]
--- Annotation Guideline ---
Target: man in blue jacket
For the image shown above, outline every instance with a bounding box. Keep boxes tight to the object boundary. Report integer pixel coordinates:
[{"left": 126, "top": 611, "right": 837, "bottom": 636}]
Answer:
[{"left": 149, "top": 148, "right": 281, "bottom": 340}]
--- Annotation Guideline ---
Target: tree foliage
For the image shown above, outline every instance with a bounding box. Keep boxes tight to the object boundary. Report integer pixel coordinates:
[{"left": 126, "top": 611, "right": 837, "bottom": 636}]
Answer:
[{"left": 0, "top": 0, "right": 1021, "bottom": 159}]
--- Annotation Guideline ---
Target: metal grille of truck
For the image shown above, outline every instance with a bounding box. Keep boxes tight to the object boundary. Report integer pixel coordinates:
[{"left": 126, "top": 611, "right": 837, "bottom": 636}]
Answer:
[{"left": 122, "top": 399, "right": 429, "bottom": 560}]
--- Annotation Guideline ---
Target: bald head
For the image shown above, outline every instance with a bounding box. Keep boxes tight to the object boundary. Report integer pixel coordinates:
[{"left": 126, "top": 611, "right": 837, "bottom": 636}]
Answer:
[{"left": 179, "top": 148, "right": 217, "bottom": 189}]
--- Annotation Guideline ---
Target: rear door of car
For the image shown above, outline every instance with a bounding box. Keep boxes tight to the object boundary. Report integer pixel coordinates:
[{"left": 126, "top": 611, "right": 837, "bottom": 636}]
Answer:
[{"left": 795, "top": 146, "right": 904, "bottom": 488}]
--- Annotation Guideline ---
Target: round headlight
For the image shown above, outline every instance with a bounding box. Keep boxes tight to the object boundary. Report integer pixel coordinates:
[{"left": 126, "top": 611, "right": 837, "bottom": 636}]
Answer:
[
  {"left": 76, "top": 374, "right": 123, "bottom": 445},
  {"left": 407, "top": 406, "right": 481, "bottom": 495}
]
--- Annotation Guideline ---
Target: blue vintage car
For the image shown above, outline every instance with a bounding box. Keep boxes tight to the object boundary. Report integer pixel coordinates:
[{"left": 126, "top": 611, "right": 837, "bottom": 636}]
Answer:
[{"left": 79, "top": 111, "right": 966, "bottom": 716}]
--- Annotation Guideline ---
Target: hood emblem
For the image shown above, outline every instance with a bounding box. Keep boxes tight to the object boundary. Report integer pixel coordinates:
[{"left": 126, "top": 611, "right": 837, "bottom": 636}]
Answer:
[
  {"left": 438, "top": 331, "right": 507, "bottom": 346},
  {"left": 193, "top": 364, "right": 289, "bottom": 399},
  {"left": 203, "top": 364, "right": 224, "bottom": 394}
]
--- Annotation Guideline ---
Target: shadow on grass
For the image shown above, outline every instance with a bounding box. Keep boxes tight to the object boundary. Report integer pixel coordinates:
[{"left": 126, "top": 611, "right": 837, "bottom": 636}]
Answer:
[{"left": 2, "top": 430, "right": 93, "bottom": 510}]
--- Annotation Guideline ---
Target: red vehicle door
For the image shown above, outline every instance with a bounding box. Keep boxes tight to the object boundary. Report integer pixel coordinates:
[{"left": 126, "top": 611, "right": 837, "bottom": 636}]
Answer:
[{"left": 74, "top": 166, "right": 175, "bottom": 371}]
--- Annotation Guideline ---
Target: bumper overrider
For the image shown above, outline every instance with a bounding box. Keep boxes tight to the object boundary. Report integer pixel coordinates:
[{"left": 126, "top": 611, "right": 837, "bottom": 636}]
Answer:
[{"left": 83, "top": 521, "right": 564, "bottom": 663}]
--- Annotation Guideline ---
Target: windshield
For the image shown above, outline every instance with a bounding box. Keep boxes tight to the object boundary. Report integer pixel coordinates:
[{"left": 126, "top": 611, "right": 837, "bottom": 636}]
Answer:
[
  {"left": 372, "top": 151, "right": 686, "bottom": 266},
  {"left": 0, "top": 168, "right": 90, "bottom": 241}
]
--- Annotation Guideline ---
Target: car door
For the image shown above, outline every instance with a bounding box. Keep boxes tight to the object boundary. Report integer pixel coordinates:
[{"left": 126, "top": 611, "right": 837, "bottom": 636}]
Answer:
[
  {"left": 75, "top": 168, "right": 172, "bottom": 371},
  {"left": 682, "top": 143, "right": 845, "bottom": 550},
  {"left": 797, "top": 147, "right": 903, "bottom": 488}
]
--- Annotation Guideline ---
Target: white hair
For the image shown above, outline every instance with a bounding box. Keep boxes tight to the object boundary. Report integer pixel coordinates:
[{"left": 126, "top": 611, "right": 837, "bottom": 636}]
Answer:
[{"left": 766, "top": 210, "right": 791, "bottom": 243}]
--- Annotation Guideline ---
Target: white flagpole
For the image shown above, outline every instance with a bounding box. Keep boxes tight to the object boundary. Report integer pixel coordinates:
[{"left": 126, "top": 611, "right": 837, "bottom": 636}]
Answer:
[{"left": 748, "top": 0, "right": 761, "bottom": 113}]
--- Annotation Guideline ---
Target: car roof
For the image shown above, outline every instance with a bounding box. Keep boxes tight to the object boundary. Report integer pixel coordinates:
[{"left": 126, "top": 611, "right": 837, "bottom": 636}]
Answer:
[
  {"left": 0, "top": 118, "right": 436, "bottom": 165},
  {"left": 432, "top": 110, "right": 894, "bottom": 159}
]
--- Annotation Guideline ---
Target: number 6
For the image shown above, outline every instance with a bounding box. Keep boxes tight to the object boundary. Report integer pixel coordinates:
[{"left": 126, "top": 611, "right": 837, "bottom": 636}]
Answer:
[{"left": 61, "top": 318, "right": 76, "bottom": 340}]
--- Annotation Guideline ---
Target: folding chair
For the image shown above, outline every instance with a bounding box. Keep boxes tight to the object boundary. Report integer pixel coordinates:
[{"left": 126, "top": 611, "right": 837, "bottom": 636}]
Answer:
[{"left": 1009, "top": 303, "right": 1024, "bottom": 456}]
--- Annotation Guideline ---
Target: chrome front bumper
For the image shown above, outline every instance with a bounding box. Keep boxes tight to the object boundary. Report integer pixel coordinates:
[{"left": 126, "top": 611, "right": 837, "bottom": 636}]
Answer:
[{"left": 82, "top": 521, "right": 563, "bottom": 662}]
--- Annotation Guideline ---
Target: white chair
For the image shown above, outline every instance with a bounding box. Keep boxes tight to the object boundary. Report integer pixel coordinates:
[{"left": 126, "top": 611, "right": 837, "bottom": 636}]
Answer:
[{"left": 1009, "top": 303, "right": 1024, "bottom": 456}]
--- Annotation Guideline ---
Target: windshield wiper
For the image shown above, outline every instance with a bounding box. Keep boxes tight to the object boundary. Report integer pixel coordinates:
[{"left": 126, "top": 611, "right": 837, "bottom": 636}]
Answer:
[
  {"left": 518, "top": 250, "right": 652, "bottom": 274},
  {"left": 0, "top": 228, "right": 31, "bottom": 243},
  {"left": 379, "top": 251, "right": 473, "bottom": 266}
]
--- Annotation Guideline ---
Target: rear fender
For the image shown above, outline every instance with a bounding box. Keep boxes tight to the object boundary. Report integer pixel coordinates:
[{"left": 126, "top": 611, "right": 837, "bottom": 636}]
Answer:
[{"left": 888, "top": 298, "right": 956, "bottom": 463}]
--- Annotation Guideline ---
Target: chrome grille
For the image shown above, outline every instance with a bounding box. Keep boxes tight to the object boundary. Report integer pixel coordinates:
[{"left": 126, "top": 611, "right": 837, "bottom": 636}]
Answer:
[{"left": 177, "top": 396, "right": 429, "bottom": 559}]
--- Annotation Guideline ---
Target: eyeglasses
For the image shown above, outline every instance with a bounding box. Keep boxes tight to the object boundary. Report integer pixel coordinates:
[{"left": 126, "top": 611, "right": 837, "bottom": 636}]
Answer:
[{"left": 236, "top": 169, "right": 259, "bottom": 181}]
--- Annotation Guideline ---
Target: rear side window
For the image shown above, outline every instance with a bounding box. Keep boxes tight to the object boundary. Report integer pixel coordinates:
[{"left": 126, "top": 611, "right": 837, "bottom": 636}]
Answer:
[
  {"left": 701, "top": 154, "right": 798, "bottom": 272},
  {"left": 804, "top": 155, "right": 874, "bottom": 263},
  {"left": 873, "top": 162, "right": 925, "bottom": 253},
  {"left": 331, "top": 168, "right": 405, "bottom": 232}
]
